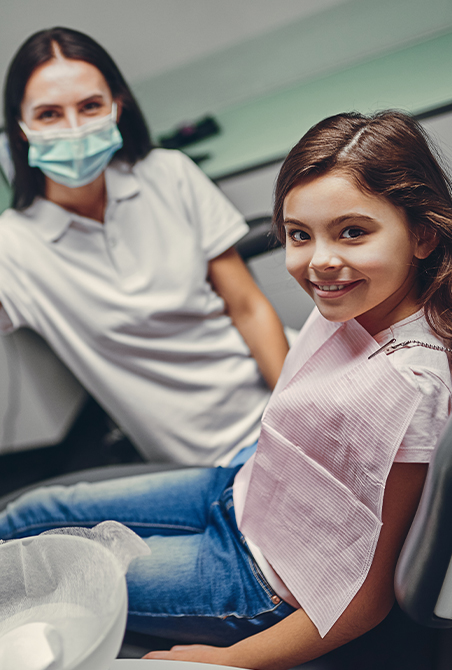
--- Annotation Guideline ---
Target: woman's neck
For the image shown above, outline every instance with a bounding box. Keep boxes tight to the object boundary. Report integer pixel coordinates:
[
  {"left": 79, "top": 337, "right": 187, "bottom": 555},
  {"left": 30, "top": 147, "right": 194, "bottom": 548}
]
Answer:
[{"left": 44, "top": 173, "right": 107, "bottom": 223}]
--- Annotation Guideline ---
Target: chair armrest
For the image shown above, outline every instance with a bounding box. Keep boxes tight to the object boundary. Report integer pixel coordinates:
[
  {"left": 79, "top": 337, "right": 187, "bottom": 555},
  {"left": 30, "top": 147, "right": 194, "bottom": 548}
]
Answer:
[{"left": 235, "top": 216, "right": 281, "bottom": 260}]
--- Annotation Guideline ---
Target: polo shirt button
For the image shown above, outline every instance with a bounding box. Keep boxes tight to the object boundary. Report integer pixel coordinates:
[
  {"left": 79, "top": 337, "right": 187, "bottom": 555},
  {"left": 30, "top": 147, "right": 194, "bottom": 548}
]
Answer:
[
  {"left": 109, "top": 237, "right": 117, "bottom": 248},
  {"left": 271, "top": 595, "right": 281, "bottom": 604}
]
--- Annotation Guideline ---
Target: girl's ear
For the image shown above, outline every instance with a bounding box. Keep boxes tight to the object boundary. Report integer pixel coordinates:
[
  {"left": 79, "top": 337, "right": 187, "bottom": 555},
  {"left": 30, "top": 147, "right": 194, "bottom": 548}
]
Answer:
[{"left": 414, "top": 225, "right": 439, "bottom": 260}]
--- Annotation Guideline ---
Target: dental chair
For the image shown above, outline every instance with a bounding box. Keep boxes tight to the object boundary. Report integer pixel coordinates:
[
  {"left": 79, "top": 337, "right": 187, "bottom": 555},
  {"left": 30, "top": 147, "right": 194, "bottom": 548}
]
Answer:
[
  {"left": 235, "top": 215, "right": 280, "bottom": 260},
  {"left": 394, "top": 413, "right": 452, "bottom": 667}
]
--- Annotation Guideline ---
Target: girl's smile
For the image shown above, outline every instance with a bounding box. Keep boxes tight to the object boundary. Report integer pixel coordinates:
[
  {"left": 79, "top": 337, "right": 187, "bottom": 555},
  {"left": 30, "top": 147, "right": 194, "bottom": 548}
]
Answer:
[
  {"left": 309, "top": 279, "right": 364, "bottom": 298},
  {"left": 283, "top": 172, "right": 435, "bottom": 335}
]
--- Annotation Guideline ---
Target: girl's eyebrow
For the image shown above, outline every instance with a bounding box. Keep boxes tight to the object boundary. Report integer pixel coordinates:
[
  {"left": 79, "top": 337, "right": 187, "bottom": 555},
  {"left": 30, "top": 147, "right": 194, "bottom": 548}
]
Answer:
[
  {"left": 283, "top": 213, "right": 377, "bottom": 228},
  {"left": 330, "top": 214, "right": 376, "bottom": 227},
  {"left": 283, "top": 218, "right": 305, "bottom": 226}
]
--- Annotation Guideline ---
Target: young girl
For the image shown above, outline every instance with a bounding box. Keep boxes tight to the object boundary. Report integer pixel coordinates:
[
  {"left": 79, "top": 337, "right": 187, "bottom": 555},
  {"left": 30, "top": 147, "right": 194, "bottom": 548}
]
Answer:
[{"left": 1, "top": 110, "right": 451, "bottom": 669}]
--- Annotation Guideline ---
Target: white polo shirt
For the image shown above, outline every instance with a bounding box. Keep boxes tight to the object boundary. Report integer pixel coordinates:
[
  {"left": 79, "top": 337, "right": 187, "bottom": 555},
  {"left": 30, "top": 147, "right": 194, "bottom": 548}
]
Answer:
[{"left": 0, "top": 149, "right": 270, "bottom": 464}]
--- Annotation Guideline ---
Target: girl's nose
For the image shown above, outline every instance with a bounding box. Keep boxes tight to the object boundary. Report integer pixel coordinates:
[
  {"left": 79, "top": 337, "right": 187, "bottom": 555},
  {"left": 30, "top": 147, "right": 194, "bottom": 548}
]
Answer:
[{"left": 309, "top": 244, "right": 342, "bottom": 271}]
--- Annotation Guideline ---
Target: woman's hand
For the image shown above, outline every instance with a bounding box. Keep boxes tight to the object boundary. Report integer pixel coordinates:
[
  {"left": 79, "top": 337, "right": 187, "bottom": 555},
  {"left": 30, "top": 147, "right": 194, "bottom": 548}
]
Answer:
[{"left": 143, "top": 643, "right": 239, "bottom": 666}]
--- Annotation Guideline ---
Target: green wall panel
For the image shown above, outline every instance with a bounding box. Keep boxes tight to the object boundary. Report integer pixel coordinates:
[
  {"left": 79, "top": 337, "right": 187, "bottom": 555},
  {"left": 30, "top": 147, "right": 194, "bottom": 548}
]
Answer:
[
  {"left": 0, "top": 179, "right": 11, "bottom": 214},
  {"left": 195, "top": 32, "right": 452, "bottom": 178},
  {"left": 1, "top": 6, "right": 451, "bottom": 214},
  {"left": 133, "top": 0, "right": 452, "bottom": 134}
]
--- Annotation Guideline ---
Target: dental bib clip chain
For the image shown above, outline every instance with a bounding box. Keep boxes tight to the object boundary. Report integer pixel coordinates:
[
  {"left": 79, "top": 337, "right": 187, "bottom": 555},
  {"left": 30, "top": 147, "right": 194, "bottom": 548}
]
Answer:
[{"left": 369, "top": 338, "right": 452, "bottom": 360}]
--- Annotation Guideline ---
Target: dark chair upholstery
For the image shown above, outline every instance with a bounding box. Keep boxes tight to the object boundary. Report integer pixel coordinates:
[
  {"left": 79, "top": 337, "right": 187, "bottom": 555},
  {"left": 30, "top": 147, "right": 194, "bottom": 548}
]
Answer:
[
  {"left": 395, "top": 414, "right": 452, "bottom": 629},
  {"left": 235, "top": 215, "right": 281, "bottom": 260}
]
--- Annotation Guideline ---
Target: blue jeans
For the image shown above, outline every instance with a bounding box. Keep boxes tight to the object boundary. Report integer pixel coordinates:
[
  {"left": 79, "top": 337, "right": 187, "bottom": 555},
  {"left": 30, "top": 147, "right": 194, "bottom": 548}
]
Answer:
[{"left": 0, "top": 466, "right": 295, "bottom": 645}]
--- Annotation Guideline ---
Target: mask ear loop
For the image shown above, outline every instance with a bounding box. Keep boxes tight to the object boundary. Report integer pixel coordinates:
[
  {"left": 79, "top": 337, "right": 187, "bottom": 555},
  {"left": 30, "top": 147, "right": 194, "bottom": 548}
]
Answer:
[
  {"left": 110, "top": 101, "right": 118, "bottom": 123},
  {"left": 18, "top": 119, "right": 31, "bottom": 139}
]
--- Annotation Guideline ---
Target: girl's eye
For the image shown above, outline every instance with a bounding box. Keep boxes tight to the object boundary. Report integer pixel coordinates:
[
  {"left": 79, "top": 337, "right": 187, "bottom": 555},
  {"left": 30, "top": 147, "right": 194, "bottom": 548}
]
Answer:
[
  {"left": 342, "top": 227, "right": 364, "bottom": 239},
  {"left": 288, "top": 229, "right": 310, "bottom": 243}
]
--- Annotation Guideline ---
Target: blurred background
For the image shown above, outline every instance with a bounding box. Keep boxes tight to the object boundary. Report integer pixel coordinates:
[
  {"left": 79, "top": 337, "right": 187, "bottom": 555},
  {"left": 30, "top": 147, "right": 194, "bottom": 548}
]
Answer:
[{"left": 0, "top": 0, "right": 451, "bottom": 492}]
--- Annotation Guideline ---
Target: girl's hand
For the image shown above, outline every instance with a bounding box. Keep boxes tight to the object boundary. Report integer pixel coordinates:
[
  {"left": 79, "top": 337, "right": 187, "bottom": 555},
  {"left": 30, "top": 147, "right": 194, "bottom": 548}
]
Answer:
[{"left": 142, "top": 643, "right": 239, "bottom": 666}]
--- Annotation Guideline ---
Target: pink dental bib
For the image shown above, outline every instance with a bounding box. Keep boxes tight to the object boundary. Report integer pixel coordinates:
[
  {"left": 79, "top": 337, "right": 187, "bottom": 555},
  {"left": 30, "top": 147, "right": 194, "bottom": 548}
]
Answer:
[{"left": 239, "top": 309, "right": 422, "bottom": 636}]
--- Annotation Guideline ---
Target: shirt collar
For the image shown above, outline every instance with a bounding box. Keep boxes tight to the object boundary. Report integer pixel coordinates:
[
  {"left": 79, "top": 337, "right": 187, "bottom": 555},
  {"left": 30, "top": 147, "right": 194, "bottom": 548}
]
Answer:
[
  {"left": 105, "top": 159, "right": 140, "bottom": 202},
  {"left": 373, "top": 308, "right": 425, "bottom": 345},
  {"left": 24, "top": 197, "right": 73, "bottom": 242},
  {"left": 25, "top": 160, "right": 140, "bottom": 243}
]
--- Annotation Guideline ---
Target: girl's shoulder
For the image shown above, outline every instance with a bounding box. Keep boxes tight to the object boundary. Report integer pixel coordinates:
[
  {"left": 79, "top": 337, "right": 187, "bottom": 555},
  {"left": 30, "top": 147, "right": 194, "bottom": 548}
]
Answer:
[{"left": 375, "top": 311, "right": 452, "bottom": 395}]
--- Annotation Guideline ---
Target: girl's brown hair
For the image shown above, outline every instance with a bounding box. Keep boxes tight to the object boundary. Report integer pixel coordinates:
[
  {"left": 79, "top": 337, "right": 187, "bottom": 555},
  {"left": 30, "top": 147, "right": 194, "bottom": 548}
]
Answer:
[{"left": 274, "top": 110, "right": 452, "bottom": 344}]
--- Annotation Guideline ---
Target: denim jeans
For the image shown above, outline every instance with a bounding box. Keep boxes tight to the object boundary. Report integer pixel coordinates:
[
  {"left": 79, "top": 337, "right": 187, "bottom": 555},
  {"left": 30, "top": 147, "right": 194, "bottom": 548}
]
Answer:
[{"left": 0, "top": 466, "right": 295, "bottom": 645}]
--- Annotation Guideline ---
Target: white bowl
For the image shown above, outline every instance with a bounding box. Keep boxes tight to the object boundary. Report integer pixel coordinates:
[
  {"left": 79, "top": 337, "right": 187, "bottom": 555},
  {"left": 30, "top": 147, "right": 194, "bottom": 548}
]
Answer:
[{"left": 0, "top": 534, "right": 128, "bottom": 670}]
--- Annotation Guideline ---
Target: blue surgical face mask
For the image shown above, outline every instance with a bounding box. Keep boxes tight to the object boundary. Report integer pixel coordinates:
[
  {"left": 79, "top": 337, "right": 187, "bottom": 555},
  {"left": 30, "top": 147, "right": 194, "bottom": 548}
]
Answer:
[{"left": 19, "top": 103, "right": 123, "bottom": 188}]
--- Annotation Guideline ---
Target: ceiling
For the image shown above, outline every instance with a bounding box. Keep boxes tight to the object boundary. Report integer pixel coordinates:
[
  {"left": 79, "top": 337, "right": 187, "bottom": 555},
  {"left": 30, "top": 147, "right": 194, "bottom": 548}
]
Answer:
[{"left": 0, "top": 0, "right": 349, "bottom": 102}]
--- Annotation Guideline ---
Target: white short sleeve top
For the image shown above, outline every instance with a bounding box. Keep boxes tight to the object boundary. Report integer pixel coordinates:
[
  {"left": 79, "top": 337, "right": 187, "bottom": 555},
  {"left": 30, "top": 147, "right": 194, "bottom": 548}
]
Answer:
[{"left": 0, "top": 150, "right": 270, "bottom": 463}]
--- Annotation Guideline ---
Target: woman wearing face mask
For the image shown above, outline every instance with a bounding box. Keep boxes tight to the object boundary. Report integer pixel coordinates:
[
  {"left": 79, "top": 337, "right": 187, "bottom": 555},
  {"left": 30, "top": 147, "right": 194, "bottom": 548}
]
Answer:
[{"left": 0, "top": 27, "right": 289, "bottom": 466}]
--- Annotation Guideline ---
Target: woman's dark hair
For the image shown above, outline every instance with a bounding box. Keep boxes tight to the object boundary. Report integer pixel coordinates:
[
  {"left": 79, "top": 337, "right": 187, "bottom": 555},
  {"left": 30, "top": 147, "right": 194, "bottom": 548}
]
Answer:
[
  {"left": 4, "top": 26, "right": 154, "bottom": 210},
  {"left": 273, "top": 110, "right": 452, "bottom": 344}
]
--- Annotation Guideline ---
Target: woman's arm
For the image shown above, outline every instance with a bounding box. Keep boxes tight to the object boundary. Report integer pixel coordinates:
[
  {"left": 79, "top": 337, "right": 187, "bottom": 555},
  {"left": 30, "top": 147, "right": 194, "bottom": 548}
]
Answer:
[
  {"left": 144, "top": 461, "right": 428, "bottom": 669},
  {"left": 207, "top": 247, "right": 289, "bottom": 390}
]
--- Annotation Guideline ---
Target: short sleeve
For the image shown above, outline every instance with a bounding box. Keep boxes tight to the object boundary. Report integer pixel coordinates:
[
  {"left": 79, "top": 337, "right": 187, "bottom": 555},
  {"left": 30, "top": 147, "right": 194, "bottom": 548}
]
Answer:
[
  {"left": 171, "top": 151, "right": 249, "bottom": 260},
  {"left": 394, "top": 368, "right": 451, "bottom": 463}
]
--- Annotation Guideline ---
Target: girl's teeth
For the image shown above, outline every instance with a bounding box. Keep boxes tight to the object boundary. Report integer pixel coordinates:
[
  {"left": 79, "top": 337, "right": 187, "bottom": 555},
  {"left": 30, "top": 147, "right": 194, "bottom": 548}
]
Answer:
[{"left": 318, "top": 284, "right": 345, "bottom": 291}]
